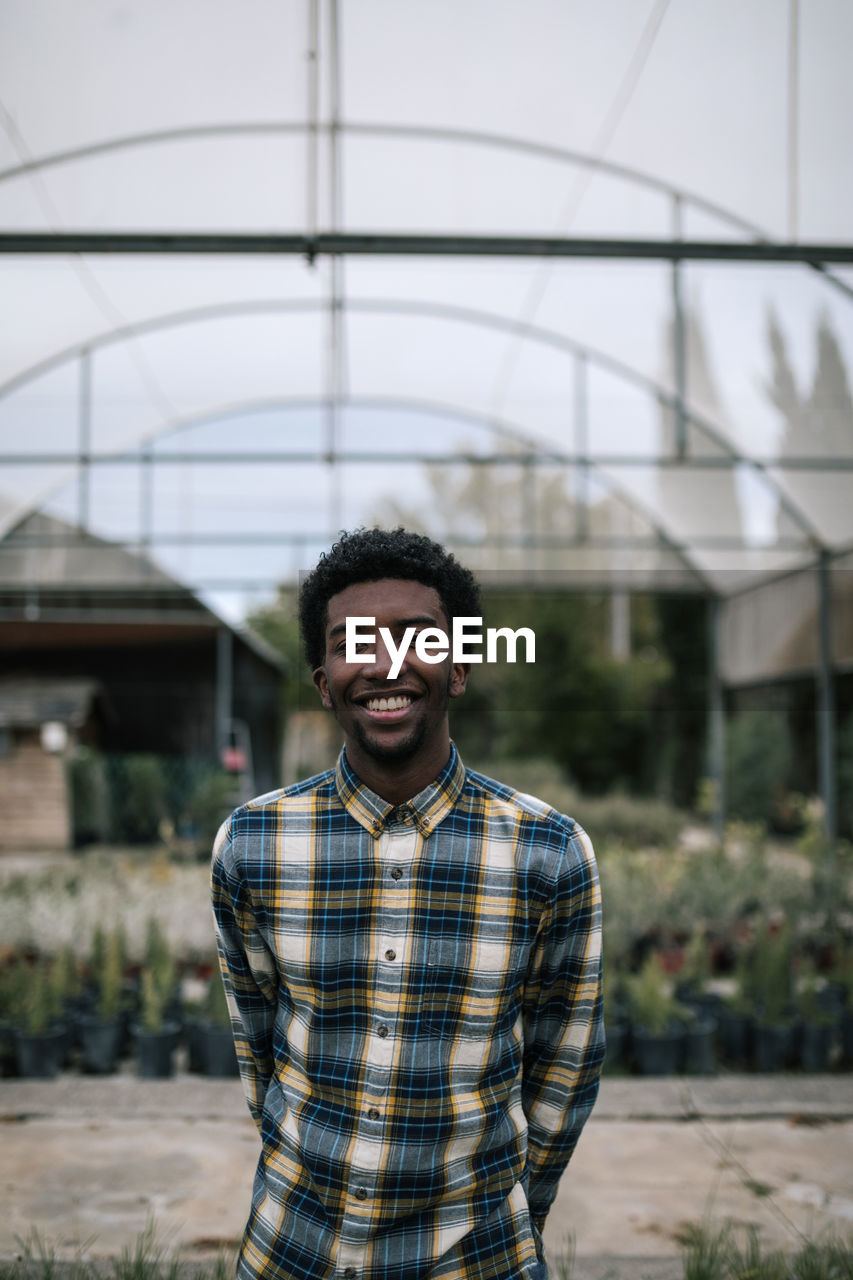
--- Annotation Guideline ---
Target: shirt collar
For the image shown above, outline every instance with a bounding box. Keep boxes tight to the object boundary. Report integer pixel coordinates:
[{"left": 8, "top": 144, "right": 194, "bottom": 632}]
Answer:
[{"left": 334, "top": 742, "right": 466, "bottom": 838}]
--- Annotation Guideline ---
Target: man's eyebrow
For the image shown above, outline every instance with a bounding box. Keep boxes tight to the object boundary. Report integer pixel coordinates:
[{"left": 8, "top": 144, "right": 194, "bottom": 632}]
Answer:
[{"left": 327, "top": 614, "right": 443, "bottom": 639}]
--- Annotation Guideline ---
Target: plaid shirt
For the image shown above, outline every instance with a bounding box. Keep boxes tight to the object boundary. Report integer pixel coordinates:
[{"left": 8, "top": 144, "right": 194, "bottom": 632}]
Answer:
[{"left": 211, "top": 745, "right": 603, "bottom": 1280}]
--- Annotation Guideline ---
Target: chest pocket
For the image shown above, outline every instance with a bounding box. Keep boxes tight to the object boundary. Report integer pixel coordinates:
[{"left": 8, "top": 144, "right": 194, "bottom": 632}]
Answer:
[{"left": 421, "top": 935, "right": 525, "bottom": 1038}]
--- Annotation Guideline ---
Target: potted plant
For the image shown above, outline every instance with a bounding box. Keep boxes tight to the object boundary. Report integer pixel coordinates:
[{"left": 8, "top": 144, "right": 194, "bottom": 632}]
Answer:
[
  {"left": 717, "top": 945, "right": 754, "bottom": 1070},
  {"left": 182, "top": 991, "right": 206, "bottom": 1073},
  {"left": 602, "top": 954, "right": 630, "bottom": 1074},
  {"left": 627, "top": 952, "right": 686, "bottom": 1076},
  {"left": 795, "top": 959, "right": 838, "bottom": 1072},
  {"left": 79, "top": 930, "right": 125, "bottom": 1073},
  {"left": 0, "top": 958, "right": 20, "bottom": 1076},
  {"left": 134, "top": 964, "right": 181, "bottom": 1078},
  {"left": 198, "top": 970, "right": 239, "bottom": 1077},
  {"left": 674, "top": 929, "right": 719, "bottom": 1075},
  {"left": 13, "top": 961, "right": 66, "bottom": 1079},
  {"left": 144, "top": 918, "right": 181, "bottom": 1027},
  {"left": 749, "top": 922, "right": 796, "bottom": 1072},
  {"left": 828, "top": 940, "right": 853, "bottom": 1066}
]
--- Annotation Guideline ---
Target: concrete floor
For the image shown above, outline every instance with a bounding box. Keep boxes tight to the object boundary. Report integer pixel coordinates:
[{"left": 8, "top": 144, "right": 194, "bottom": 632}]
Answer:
[{"left": 1, "top": 1073, "right": 851, "bottom": 1277}]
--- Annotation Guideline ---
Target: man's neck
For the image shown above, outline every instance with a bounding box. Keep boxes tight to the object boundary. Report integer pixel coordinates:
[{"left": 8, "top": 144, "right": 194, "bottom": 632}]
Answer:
[{"left": 344, "top": 743, "right": 452, "bottom": 805}]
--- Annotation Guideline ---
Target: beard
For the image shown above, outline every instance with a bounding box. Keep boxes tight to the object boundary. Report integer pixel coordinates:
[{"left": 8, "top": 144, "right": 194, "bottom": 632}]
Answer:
[
  {"left": 350, "top": 713, "right": 429, "bottom": 765},
  {"left": 328, "top": 669, "right": 452, "bottom": 766}
]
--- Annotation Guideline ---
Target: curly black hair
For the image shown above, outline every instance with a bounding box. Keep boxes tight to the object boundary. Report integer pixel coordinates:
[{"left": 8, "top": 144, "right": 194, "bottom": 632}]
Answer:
[{"left": 299, "top": 527, "right": 481, "bottom": 669}]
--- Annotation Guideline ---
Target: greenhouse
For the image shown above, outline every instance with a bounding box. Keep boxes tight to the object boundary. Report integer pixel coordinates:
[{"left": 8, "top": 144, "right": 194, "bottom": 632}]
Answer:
[
  {"left": 1, "top": 0, "right": 852, "bottom": 833},
  {"left": 3, "top": 6, "right": 853, "bottom": 1272}
]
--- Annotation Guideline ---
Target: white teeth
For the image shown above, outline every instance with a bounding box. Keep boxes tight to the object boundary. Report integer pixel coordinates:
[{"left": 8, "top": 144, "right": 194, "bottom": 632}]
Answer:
[{"left": 366, "top": 695, "right": 412, "bottom": 712}]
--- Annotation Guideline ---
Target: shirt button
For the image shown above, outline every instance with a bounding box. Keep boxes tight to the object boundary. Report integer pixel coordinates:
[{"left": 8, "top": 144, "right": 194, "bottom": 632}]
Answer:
[
  {"left": 354, "top": 1187, "right": 368, "bottom": 1201},
  {"left": 344, "top": 1270, "right": 357, "bottom": 1279},
  {"left": 367, "top": 1107, "right": 380, "bottom": 1120},
  {"left": 384, "top": 948, "right": 397, "bottom": 961},
  {"left": 377, "top": 1025, "right": 389, "bottom": 1038},
  {"left": 390, "top": 867, "right": 403, "bottom": 880}
]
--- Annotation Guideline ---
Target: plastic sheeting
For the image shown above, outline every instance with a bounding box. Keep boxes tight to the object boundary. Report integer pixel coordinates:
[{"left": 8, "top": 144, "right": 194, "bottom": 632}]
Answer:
[{"left": 1, "top": 1, "right": 852, "bottom": 621}]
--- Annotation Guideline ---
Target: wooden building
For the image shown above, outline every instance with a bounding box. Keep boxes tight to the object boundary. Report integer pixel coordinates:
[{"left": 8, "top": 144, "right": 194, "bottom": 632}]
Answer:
[{"left": 0, "top": 512, "right": 285, "bottom": 851}]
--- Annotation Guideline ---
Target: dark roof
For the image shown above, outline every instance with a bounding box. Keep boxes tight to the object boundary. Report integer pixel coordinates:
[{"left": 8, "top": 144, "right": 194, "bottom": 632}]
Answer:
[{"left": 0, "top": 676, "right": 100, "bottom": 729}]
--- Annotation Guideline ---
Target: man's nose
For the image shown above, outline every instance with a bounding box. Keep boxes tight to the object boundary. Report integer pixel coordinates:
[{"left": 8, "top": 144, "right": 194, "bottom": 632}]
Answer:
[{"left": 371, "top": 633, "right": 405, "bottom": 679}]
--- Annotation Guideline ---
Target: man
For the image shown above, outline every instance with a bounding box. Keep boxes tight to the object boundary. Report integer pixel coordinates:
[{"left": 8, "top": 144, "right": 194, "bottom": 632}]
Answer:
[{"left": 212, "top": 527, "right": 604, "bottom": 1280}]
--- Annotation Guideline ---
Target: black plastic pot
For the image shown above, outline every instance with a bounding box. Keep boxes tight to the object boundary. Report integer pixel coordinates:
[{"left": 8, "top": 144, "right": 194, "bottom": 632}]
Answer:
[
  {"left": 199, "top": 1023, "right": 240, "bottom": 1077},
  {"left": 183, "top": 1016, "right": 205, "bottom": 1073},
  {"left": 632, "top": 1023, "right": 684, "bottom": 1076},
  {"left": 0, "top": 1019, "right": 17, "bottom": 1077},
  {"left": 753, "top": 1020, "right": 796, "bottom": 1072},
  {"left": 603, "top": 1019, "right": 629, "bottom": 1073},
  {"left": 78, "top": 1015, "right": 122, "bottom": 1073},
  {"left": 682, "top": 1016, "right": 717, "bottom": 1075},
  {"left": 717, "top": 1006, "right": 752, "bottom": 1069},
  {"left": 798, "top": 1019, "right": 836, "bottom": 1072},
  {"left": 134, "top": 1021, "right": 181, "bottom": 1078},
  {"left": 14, "top": 1025, "right": 66, "bottom": 1079},
  {"left": 840, "top": 1009, "right": 853, "bottom": 1066}
]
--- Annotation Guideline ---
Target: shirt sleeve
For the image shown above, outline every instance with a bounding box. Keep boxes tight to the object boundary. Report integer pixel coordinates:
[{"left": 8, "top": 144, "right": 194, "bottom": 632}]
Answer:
[
  {"left": 210, "top": 814, "right": 279, "bottom": 1133},
  {"left": 521, "top": 822, "right": 605, "bottom": 1225}
]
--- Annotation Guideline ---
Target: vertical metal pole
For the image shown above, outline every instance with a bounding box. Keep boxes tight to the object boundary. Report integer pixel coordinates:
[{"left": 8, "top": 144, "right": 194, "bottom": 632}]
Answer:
[
  {"left": 610, "top": 591, "right": 630, "bottom": 660},
  {"left": 787, "top": 0, "right": 800, "bottom": 242},
  {"left": 306, "top": 0, "right": 320, "bottom": 239},
  {"left": 707, "top": 595, "right": 726, "bottom": 840},
  {"left": 216, "top": 626, "right": 233, "bottom": 760},
  {"left": 77, "top": 349, "right": 91, "bottom": 530},
  {"left": 140, "top": 442, "right": 153, "bottom": 559},
  {"left": 574, "top": 352, "right": 589, "bottom": 542},
  {"left": 522, "top": 456, "right": 536, "bottom": 556},
  {"left": 817, "top": 551, "right": 837, "bottom": 839},
  {"left": 671, "top": 196, "right": 687, "bottom": 460},
  {"left": 326, "top": 0, "right": 343, "bottom": 536}
]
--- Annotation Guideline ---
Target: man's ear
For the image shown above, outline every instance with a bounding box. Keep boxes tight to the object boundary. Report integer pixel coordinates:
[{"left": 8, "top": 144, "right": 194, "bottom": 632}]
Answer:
[
  {"left": 449, "top": 663, "right": 470, "bottom": 699},
  {"left": 313, "top": 666, "right": 332, "bottom": 709}
]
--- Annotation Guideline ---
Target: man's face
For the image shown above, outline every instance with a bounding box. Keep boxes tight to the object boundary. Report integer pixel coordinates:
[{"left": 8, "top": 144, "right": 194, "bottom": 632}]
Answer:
[{"left": 313, "top": 578, "right": 469, "bottom": 779}]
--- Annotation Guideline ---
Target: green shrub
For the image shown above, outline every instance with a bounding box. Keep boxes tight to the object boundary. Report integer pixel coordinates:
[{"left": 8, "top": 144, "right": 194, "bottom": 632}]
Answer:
[
  {"left": 626, "top": 952, "right": 683, "bottom": 1035},
  {"left": 205, "top": 970, "right": 232, "bottom": 1028},
  {"left": 837, "top": 712, "right": 853, "bottom": 840},
  {"left": 17, "top": 962, "right": 55, "bottom": 1035},
  {"left": 183, "top": 768, "right": 236, "bottom": 848},
  {"left": 97, "top": 931, "right": 125, "bottom": 1022},
  {"left": 748, "top": 922, "right": 793, "bottom": 1027},
  {"left": 144, "top": 917, "right": 175, "bottom": 1000},
  {"left": 139, "top": 966, "right": 168, "bottom": 1034},
  {"left": 475, "top": 758, "right": 686, "bottom": 849},
  {"left": 66, "top": 747, "right": 109, "bottom": 847},
  {"left": 569, "top": 791, "right": 685, "bottom": 850},
  {"left": 107, "top": 754, "right": 167, "bottom": 844},
  {"left": 725, "top": 708, "right": 792, "bottom": 827}
]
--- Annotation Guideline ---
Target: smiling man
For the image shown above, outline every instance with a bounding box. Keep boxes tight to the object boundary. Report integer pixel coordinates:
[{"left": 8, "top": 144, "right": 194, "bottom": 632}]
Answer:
[{"left": 212, "top": 528, "right": 604, "bottom": 1280}]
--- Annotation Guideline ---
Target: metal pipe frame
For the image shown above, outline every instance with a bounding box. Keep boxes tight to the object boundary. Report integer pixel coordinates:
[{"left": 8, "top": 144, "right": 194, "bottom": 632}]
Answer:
[
  {"left": 2, "top": 232, "right": 853, "bottom": 262},
  {"left": 817, "top": 551, "right": 838, "bottom": 840},
  {"left": 0, "top": 529, "right": 811, "bottom": 552},
  {"left": 2, "top": 448, "right": 851, "bottom": 472},
  {"left": 0, "top": 295, "right": 830, "bottom": 565}
]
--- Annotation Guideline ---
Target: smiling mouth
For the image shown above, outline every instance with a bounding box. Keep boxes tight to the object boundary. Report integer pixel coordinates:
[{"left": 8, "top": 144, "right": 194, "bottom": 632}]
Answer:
[{"left": 364, "top": 694, "right": 413, "bottom": 712}]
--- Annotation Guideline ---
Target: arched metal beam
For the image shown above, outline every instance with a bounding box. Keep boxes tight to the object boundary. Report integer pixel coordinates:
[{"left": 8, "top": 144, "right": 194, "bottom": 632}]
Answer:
[
  {"left": 1, "top": 389, "right": 768, "bottom": 595},
  {"left": 0, "top": 294, "right": 828, "bottom": 552},
  {"left": 2, "top": 120, "right": 850, "bottom": 301},
  {"left": 0, "top": 121, "right": 771, "bottom": 233}
]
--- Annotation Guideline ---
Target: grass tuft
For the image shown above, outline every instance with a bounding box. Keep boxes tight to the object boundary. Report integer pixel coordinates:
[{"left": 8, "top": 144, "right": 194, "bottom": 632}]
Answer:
[
  {"left": 680, "top": 1220, "right": 853, "bottom": 1280},
  {"left": 2, "top": 1222, "right": 237, "bottom": 1280}
]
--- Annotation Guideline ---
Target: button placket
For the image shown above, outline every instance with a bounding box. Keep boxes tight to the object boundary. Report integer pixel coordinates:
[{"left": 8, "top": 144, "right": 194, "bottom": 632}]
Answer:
[{"left": 375, "top": 823, "right": 415, "bottom": 991}]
